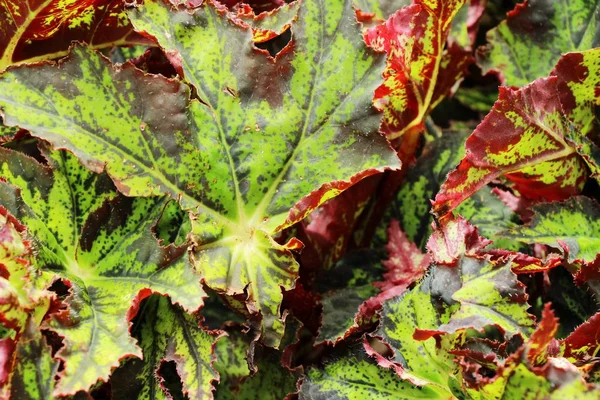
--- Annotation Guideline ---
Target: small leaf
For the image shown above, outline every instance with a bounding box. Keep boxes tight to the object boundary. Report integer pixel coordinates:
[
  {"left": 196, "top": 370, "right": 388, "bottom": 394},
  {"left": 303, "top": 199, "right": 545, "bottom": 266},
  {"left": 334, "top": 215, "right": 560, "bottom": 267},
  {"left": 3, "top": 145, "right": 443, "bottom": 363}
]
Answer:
[
  {"left": 561, "top": 311, "right": 600, "bottom": 365},
  {"left": 499, "top": 196, "right": 600, "bottom": 265},
  {"left": 375, "top": 220, "right": 429, "bottom": 295}
]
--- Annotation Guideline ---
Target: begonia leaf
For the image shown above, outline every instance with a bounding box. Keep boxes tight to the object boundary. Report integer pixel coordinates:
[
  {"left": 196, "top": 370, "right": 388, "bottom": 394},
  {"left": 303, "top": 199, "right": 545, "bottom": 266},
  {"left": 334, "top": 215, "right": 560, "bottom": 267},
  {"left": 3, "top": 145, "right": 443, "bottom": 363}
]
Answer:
[
  {"left": 299, "top": 347, "right": 452, "bottom": 399},
  {"left": 213, "top": 331, "right": 296, "bottom": 399},
  {"left": 449, "top": 0, "right": 486, "bottom": 50},
  {"left": 110, "top": 295, "right": 219, "bottom": 400},
  {"left": 478, "top": 0, "right": 600, "bottom": 86},
  {"left": 371, "top": 280, "right": 460, "bottom": 393},
  {"left": 364, "top": 0, "right": 471, "bottom": 138},
  {"left": 315, "top": 250, "right": 384, "bottom": 344},
  {"left": 422, "top": 216, "right": 535, "bottom": 337},
  {"left": 499, "top": 196, "right": 600, "bottom": 265},
  {"left": 0, "top": 148, "right": 204, "bottom": 395},
  {"left": 0, "top": 0, "right": 146, "bottom": 71},
  {"left": 353, "top": 0, "right": 410, "bottom": 21},
  {"left": 0, "top": 0, "right": 400, "bottom": 345},
  {"left": 375, "top": 129, "right": 470, "bottom": 249},
  {"left": 127, "top": 0, "right": 398, "bottom": 344},
  {"left": 6, "top": 321, "right": 59, "bottom": 400},
  {"left": 561, "top": 312, "right": 600, "bottom": 366},
  {"left": 433, "top": 54, "right": 597, "bottom": 215}
]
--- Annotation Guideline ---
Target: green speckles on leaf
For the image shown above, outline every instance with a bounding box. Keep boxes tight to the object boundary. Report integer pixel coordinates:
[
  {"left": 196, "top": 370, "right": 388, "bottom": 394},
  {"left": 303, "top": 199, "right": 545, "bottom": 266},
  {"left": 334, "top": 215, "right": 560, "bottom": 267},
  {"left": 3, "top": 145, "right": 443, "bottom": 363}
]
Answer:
[
  {"left": 479, "top": 0, "right": 600, "bottom": 86},
  {"left": 500, "top": 196, "right": 600, "bottom": 264},
  {"left": 299, "top": 348, "right": 449, "bottom": 399}
]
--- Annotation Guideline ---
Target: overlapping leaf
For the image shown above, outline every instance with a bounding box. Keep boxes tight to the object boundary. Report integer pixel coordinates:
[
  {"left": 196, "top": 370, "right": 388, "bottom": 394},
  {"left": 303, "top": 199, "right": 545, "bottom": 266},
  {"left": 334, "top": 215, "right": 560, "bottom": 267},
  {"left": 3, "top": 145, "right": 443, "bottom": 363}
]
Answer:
[
  {"left": 432, "top": 50, "right": 600, "bottom": 215},
  {"left": 0, "top": 148, "right": 203, "bottom": 395},
  {"left": 315, "top": 250, "right": 384, "bottom": 343},
  {"left": 500, "top": 197, "right": 600, "bottom": 275},
  {"left": 478, "top": 0, "right": 600, "bottom": 86},
  {"left": 213, "top": 331, "right": 297, "bottom": 399},
  {"left": 364, "top": 0, "right": 471, "bottom": 138},
  {"left": 299, "top": 347, "right": 451, "bottom": 399},
  {"left": 372, "top": 282, "right": 459, "bottom": 392},
  {"left": 421, "top": 216, "right": 535, "bottom": 337},
  {"left": 110, "top": 295, "right": 219, "bottom": 400},
  {"left": 126, "top": 0, "right": 398, "bottom": 344},
  {"left": 0, "top": 0, "right": 147, "bottom": 71}
]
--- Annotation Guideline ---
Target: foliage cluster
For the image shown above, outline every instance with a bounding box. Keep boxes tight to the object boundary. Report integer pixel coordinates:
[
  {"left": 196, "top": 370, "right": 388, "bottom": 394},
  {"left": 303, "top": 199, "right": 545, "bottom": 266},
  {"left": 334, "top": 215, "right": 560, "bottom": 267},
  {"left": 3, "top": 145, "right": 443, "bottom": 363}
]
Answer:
[{"left": 1, "top": 0, "right": 600, "bottom": 398}]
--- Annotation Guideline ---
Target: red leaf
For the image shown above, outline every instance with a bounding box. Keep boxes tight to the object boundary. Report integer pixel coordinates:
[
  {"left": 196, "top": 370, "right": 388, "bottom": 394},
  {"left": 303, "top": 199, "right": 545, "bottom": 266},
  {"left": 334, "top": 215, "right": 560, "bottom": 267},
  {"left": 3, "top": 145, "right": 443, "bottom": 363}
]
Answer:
[
  {"left": 527, "top": 303, "right": 559, "bottom": 366},
  {"left": 364, "top": 0, "right": 471, "bottom": 139},
  {"left": 426, "top": 214, "right": 491, "bottom": 266},
  {"left": 433, "top": 76, "right": 587, "bottom": 216},
  {"left": 561, "top": 312, "right": 600, "bottom": 363},
  {"left": 375, "top": 220, "right": 429, "bottom": 293},
  {"left": 0, "top": 0, "right": 148, "bottom": 70}
]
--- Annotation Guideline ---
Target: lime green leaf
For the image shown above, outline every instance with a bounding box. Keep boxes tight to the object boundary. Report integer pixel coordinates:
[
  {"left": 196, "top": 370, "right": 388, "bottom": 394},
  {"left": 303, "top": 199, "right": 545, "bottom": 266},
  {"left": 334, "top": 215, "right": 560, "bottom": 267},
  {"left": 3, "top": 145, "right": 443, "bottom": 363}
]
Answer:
[
  {"left": 423, "top": 217, "right": 535, "bottom": 337},
  {"left": 0, "top": 0, "right": 146, "bottom": 71},
  {"left": 0, "top": 148, "right": 203, "bottom": 395},
  {"left": 478, "top": 0, "right": 600, "bottom": 86},
  {"left": 456, "top": 188, "right": 522, "bottom": 251},
  {"left": 299, "top": 347, "right": 451, "bottom": 399},
  {"left": 111, "top": 295, "right": 219, "bottom": 400},
  {"left": 374, "top": 282, "right": 459, "bottom": 393},
  {"left": 449, "top": 0, "right": 486, "bottom": 50},
  {"left": 499, "top": 196, "right": 600, "bottom": 265},
  {"left": 125, "top": 0, "right": 398, "bottom": 344}
]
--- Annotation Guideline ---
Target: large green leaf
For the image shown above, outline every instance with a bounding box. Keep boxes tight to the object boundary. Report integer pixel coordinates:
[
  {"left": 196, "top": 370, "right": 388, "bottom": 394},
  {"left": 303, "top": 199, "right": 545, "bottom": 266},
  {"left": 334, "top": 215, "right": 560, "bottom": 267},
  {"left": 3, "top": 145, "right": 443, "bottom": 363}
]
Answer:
[
  {"left": 110, "top": 295, "right": 218, "bottom": 400},
  {"left": 0, "top": 148, "right": 203, "bottom": 395},
  {"left": 478, "top": 0, "right": 600, "bottom": 86},
  {"left": 299, "top": 347, "right": 451, "bottom": 399},
  {"left": 499, "top": 196, "right": 600, "bottom": 265},
  {"left": 0, "top": 0, "right": 399, "bottom": 345}
]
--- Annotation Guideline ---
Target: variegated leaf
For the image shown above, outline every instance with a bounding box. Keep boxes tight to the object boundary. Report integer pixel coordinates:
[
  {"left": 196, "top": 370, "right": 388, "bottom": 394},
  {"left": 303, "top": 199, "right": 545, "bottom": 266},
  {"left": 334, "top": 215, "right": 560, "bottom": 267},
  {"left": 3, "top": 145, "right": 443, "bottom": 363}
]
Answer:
[
  {"left": 0, "top": 148, "right": 203, "bottom": 395},
  {"left": 478, "top": 0, "right": 600, "bottom": 86}
]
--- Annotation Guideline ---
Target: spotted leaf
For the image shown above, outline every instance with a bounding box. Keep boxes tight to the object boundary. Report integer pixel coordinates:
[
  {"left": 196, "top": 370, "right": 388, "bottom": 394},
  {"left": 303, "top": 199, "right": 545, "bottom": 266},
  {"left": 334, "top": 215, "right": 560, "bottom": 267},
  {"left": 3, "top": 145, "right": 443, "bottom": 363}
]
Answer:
[
  {"left": 0, "top": 0, "right": 147, "bottom": 71},
  {"left": 364, "top": 0, "right": 471, "bottom": 138},
  {"left": 110, "top": 295, "right": 219, "bottom": 400},
  {"left": 299, "top": 347, "right": 452, "bottom": 399},
  {"left": 126, "top": 0, "right": 399, "bottom": 344},
  {"left": 0, "top": 148, "right": 203, "bottom": 395},
  {"left": 499, "top": 196, "right": 600, "bottom": 266},
  {"left": 478, "top": 0, "right": 600, "bottom": 86},
  {"left": 433, "top": 70, "right": 590, "bottom": 216}
]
